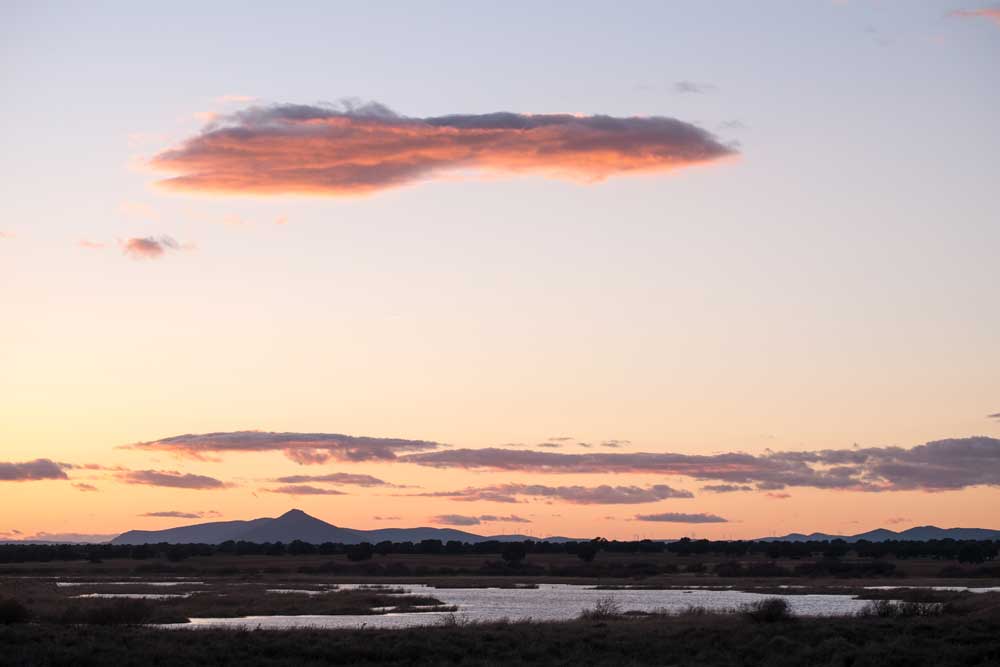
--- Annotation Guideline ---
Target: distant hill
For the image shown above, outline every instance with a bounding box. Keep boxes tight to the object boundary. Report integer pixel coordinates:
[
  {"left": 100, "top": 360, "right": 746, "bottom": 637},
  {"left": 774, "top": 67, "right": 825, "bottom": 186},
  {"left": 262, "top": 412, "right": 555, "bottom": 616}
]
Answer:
[
  {"left": 758, "top": 525, "right": 1000, "bottom": 543},
  {"left": 111, "top": 509, "right": 573, "bottom": 545}
]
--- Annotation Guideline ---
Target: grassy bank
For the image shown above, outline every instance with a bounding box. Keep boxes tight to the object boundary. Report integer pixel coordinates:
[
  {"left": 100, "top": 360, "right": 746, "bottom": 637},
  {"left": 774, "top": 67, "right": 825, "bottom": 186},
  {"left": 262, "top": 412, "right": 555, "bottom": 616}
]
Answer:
[
  {"left": 0, "top": 579, "right": 450, "bottom": 624},
  {"left": 2, "top": 609, "right": 1000, "bottom": 666}
]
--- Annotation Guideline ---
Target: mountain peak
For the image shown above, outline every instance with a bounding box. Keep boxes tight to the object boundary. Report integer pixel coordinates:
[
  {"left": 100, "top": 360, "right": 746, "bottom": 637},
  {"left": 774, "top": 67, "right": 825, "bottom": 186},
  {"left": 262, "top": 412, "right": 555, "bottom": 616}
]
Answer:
[{"left": 279, "top": 508, "right": 309, "bottom": 519}]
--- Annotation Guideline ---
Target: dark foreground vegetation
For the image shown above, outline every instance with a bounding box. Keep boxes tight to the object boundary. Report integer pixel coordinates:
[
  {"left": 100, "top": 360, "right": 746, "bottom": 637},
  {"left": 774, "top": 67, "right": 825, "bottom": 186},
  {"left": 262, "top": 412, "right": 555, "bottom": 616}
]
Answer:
[{"left": 2, "top": 597, "right": 1000, "bottom": 666}]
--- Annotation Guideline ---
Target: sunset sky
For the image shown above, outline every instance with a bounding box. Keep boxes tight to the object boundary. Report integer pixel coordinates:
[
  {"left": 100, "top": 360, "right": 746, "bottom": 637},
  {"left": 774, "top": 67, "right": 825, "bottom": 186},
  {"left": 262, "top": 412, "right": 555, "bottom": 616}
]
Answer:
[{"left": 2, "top": 1, "right": 999, "bottom": 542}]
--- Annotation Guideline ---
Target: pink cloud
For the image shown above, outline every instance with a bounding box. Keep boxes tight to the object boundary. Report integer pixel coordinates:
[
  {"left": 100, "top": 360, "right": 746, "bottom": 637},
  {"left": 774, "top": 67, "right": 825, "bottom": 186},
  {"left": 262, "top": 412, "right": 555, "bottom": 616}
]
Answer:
[
  {"left": 151, "top": 102, "right": 736, "bottom": 197},
  {"left": 121, "top": 236, "right": 180, "bottom": 259},
  {"left": 950, "top": 7, "right": 1000, "bottom": 26},
  {"left": 116, "top": 469, "right": 228, "bottom": 489}
]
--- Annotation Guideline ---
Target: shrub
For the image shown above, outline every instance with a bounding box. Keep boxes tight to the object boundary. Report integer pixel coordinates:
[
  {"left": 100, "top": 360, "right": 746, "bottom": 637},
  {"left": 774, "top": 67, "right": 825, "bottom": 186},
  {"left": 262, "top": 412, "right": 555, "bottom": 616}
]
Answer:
[
  {"left": 346, "top": 543, "right": 374, "bottom": 561},
  {"left": 500, "top": 544, "right": 527, "bottom": 565},
  {"left": 677, "top": 605, "right": 712, "bottom": 617},
  {"left": 60, "top": 599, "right": 155, "bottom": 625},
  {"left": 713, "top": 561, "right": 743, "bottom": 577},
  {"left": 0, "top": 597, "right": 31, "bottom": 624},
  {"left": 858, "top": 599, "right": 942, "bottom": 618},
  {"left": 740, "top": 598, "right": 793, "bottom": 623},
  {"left": 575, "top": 543, "right": 599, "bottom": 563},
  {"left": 580, "top": 595, "right": 623, "bottom": 620}
]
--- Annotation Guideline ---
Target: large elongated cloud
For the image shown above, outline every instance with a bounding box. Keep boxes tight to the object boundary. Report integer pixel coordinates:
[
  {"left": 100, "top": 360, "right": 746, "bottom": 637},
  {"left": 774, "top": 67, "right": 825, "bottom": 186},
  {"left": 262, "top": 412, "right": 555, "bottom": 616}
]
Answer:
[
  {"left": 414, "top": 483, "right": 693, "bottom": 505},
  {"left": 0, "top": 459, "right": 69, "bottom": 481},
  {"left": 116, "top": 469, "right": 227, "bottom": 490},
  {"left": 125, "top": 430, "right": 441, "bottom": 464},
  {"left": 403, "top": 437, "right": 1000, "bottom": 493},
  {"left": 150, "top": 102, "right": 736, "bottom": 196}
]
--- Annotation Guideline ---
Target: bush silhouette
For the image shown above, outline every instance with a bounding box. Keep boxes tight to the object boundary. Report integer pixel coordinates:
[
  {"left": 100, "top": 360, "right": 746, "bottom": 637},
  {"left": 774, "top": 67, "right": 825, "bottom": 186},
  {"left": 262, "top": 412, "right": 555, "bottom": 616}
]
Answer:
[
  {"left": 501, "top": 543, "right": 526, "bottom": 565},
  {"left": 741, "top": 598, "right": 793, "bottom": 623},
  {"left": 580, "top": 595, "right": 622, "bottom": 620},
  {"left": 60, "top": 599, "right": 155, "bottom": 625},
  {"left": 0, "top": 597, "right": 30, "bottom": 624}
]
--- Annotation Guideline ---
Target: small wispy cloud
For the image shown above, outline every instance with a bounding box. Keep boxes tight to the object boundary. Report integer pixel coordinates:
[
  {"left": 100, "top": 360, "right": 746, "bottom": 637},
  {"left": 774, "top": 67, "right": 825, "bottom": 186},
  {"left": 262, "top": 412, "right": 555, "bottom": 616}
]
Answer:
[
  {"left": 271, "top": 472, "right": 390, "bottom": 487},
  {"left": 216, "top": 94, "right": 257, "bottom": 104},
  {"left": 118, "top": 200, "right": 159, "bottom": 221},
  {"left": 116, "top": 469, "right": 228, "bottom": 490},
  {"left": 949, "top": 7, "right": 1000, "bottom": 27},
  {"left": 479, "top": 514, "right": 531, "bottom": 524},
  {"left": 600, "top": 439, "right": 631, "bottom": 449},
  {"left": 701, "top": 484, "right": 753, "bottom": 493},
  {"left": 73, "top": 483, "right": 99, "bottom": 492},
  {"left": 673, "top": 80, "right": 718, "bottom": 94},
  {"left": 433, "top": 514, "right": 482, "bottom": 526},
  {"left": 5, "top": 531, "right": 117, "bottom": 543},
  {"left": 140, "top": 511, "right": 216, "bottom": 519},
  {"left": 431, "top": 514, "right": 531, "bottom": 526},
  {"left": 263, "top": 484, "right": 346, "bottom": 495},
  {"left": 121, "top": 236, "right": 184, "bottom": 260},
  {"left": 0, "top": 459, "right": 69, "bottom": 482},
  {"left": 633, "top": 512, "right": 728, "bottom": 523}
]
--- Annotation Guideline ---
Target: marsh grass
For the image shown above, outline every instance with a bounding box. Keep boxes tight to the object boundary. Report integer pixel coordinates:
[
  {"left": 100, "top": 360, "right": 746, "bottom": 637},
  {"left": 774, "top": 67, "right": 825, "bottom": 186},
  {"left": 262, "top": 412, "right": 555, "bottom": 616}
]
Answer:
[
  {"left": 3, "top": 609, "right": 1000, "bottom": 666},
  {"left": 0, "top": 578, "right": 452, "bottom": 624}
]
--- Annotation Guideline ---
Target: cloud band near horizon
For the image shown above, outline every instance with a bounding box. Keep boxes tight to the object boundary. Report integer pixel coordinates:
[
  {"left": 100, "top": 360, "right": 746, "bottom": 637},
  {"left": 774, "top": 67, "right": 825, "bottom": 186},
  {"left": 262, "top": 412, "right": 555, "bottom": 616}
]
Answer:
[
  {"left": 125, "top": 430, "right": 441, "bottom": 464},
  {"left": 150, "top": 102, "right": 736, "bottom": 196},
  {"left": 402, "top": 437, "right": 1000, "bottom": 493},
  {"left": 412, "top": 483, "right": 693, "bottom": 504}
]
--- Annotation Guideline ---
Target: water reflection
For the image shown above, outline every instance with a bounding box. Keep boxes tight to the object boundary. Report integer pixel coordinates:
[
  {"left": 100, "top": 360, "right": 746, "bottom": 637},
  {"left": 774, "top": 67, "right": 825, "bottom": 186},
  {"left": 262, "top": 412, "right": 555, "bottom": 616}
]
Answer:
[{"left": 171, "top": 583, "right": 876, "bottom": 630}]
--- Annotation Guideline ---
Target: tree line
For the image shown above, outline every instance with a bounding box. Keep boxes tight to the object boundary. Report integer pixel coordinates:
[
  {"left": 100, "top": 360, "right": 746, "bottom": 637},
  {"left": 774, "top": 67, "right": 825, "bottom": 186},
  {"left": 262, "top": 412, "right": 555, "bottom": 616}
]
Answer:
[{"left": 0, "top": 537, "right": 997, "bottom": 564}]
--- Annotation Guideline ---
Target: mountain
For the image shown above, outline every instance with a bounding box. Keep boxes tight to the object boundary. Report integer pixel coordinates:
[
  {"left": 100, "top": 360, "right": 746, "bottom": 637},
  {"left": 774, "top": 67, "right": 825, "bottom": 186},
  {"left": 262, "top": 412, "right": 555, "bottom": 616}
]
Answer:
[
  {"left": 111, "top": 509, "right": 571, "bottom": 545},
  {"left": 758, "top": 525, "right": 1000, "bottom": 543}
]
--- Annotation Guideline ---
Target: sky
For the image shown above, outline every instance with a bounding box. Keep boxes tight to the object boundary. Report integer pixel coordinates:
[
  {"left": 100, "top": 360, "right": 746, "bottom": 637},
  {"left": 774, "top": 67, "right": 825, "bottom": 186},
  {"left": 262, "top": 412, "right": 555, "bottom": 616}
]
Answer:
[{"left": 1, "top": 1, "right": 999, "bottom": 542}]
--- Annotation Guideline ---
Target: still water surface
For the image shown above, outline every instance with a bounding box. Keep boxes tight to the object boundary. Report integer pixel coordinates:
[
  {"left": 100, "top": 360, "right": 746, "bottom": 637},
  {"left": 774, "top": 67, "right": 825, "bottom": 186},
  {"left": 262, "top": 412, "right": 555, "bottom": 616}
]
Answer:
[{"left": 177, "top": 583, "right": 877, "bottom": 630}]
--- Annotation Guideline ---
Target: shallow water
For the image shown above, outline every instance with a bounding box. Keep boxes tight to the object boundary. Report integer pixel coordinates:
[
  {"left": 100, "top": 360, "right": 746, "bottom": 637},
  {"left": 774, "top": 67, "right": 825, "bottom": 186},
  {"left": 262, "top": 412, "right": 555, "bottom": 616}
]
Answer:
[
  {"left": 57, "top": 581, "right": 205, "bottom": 587},
  {"left": 169, "top": 583, "right": 877, "bottom": 630},
  {"left": 72, "top": 593, "right": 196, "bottom": 599},
  {"left": 863, "top": 586, "right": 1000, "bottom": 593}
]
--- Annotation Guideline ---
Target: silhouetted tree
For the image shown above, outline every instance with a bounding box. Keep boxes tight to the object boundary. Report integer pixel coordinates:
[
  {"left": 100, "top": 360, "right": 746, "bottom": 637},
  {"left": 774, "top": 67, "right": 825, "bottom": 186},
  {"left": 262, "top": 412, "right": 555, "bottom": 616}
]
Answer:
[
  {"left": 347, "top": 543, "right": 374, "bottom": 561},
  {"left": 501, "top": 543, "right": 527, "bottom": 565}
]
